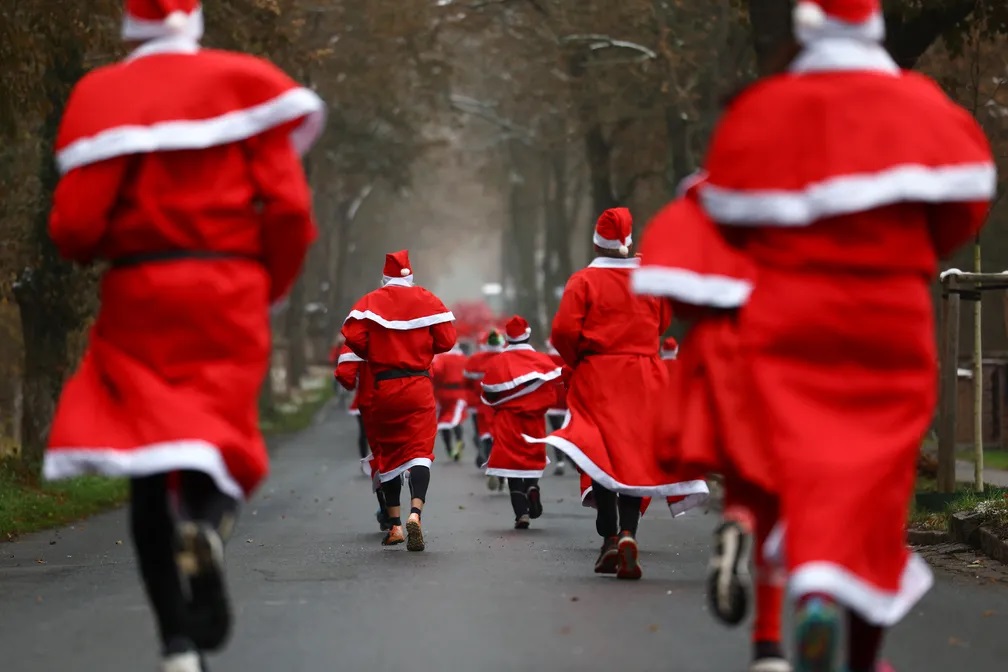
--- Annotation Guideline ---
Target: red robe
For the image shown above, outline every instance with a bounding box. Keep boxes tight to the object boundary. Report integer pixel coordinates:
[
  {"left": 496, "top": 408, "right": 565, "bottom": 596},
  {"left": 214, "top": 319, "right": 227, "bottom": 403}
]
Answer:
[
  {"left": 683, "top": 40, "right": 994, "bottom": 626},
  {"left": 532, "top": 256, "right": 709, "bottom": 502},
  {"left": 464, "top": 346, "right": 503, "bottom": 440},
  {"left": 342, "top": 279, "right": 456, "bottom": 482},
  {"left": 431, "top": 346, "right": 469, "bottom": 429},
  {"left": 42, "top": 38, "right": 323, "bottom": 500},
  {"left": 481, "top": 345, "right": 560, "bottom": 478}
]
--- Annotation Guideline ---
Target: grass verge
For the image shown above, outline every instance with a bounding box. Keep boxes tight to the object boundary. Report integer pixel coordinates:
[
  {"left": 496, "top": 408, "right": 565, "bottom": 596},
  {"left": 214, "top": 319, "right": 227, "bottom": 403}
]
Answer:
[
  {"left": 909, "top": 474, "right": 1008, "bottom": 535},
  {"left": 0, "top": 460, "right": 129, "bottom": 541},
  {"left": 2, "top": 378, "right": 333, "bottom": 540},
  {"left": 956, "top": 448, "right": 1008, "bottom": 471}
]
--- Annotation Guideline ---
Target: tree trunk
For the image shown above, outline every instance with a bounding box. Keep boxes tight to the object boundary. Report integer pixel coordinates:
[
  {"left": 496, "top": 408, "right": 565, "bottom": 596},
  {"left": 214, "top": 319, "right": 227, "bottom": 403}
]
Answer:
[
  {"left": 584, "top": 124, "right": 618, "bottom": 216},
  {"left": 748, "top": 0, "right": 795, "bottom": 75},
  {"left": 14, "top": 37, "right": 90, "bottom": 471},
  {"left": 284, "top": 274, "right": 308, "bottom": 390}
]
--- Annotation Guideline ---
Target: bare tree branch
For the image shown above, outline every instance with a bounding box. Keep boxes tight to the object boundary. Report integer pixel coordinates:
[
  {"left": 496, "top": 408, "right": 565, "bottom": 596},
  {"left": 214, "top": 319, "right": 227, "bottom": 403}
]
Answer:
[{"left": 560, "top": 33, "right": 658, "bottom": 60}]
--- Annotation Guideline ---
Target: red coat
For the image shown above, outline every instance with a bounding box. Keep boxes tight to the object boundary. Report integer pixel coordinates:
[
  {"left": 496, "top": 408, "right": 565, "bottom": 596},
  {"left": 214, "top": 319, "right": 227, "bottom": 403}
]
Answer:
[
  {"left": 342, "top": 279, "right": 456, "bottom": 482},
  {"left": 688, "top": 42, "right": 993, "bottom": 626},
  {"left": 42, "top": 41, "right": 323, "bottom": 500},
  {"left": 481, "top": 345, "right": 560, "bottom": 477},
  {"left": 532, "top": 257, "right": 709, "bottom": 502},
  {"left": 432, "top": 347, "right": 469, "bottom": 429},
  {"left": 463, "top": 347, "right": 503, "bottom": 440},
  {"left": 334, "top": 345, "right": 364, "bottom": 416}
]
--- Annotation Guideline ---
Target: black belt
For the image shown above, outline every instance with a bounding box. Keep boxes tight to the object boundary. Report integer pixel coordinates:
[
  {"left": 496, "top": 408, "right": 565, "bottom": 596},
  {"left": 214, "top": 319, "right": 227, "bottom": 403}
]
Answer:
[
  {"left": 109, "top": 250, "right": 260, "bottom": 269},
  {"left": 439, "top": 383, "right": 466, "bottom": 390},
  {"left": 374, "top": 369, "right": 430, "bottom": 383}
]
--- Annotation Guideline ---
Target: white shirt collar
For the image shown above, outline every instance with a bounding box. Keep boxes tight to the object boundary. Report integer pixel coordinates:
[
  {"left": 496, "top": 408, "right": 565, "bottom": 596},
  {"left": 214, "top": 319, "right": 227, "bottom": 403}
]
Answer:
[
  {"left": 127, "top": 36, "right": 200, "bottom": 62},
  {"left": 790, "top": 39, "right": 899, "bottom": 76},
  {"left": 589, "top": 256, "right": 642, "bottom": 269},
  {"left": 382, "top": 277, "right": 414, "bottom": 288}
]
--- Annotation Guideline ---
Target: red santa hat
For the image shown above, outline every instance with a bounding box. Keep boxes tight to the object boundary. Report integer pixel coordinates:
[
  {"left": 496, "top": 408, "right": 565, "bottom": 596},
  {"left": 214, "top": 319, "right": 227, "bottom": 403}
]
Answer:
[
  {"left": 122, "top": 0, "right": 204, "bottom": 42},
  {"left": 382, "top": 250, "right": 413, "bottom": 283},
  {"left": 793, "top": 0, "right": 884, "bottom": 45},
  {"left": 593, "top": 208, "right": 633, "bottom": 257},
  {"left": 660, "top": 336, "right": 679, "bottom": 360},
  {"left": 505, "top": 315, "right": 532, "bottom": 344}
]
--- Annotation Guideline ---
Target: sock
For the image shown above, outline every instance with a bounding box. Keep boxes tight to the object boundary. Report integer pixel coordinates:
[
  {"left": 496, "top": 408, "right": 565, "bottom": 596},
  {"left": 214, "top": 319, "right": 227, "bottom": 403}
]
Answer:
[
  {"left": 389, "top": 517, "right": 402, "bottom": 527},
  {"left": 410, "top": 507, "right": 422, "bottom": 519}
]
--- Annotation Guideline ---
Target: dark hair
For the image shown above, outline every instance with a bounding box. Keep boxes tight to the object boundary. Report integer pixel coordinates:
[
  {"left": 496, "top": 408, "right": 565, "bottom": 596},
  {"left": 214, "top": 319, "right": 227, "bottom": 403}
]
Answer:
[{"left": 593, "top": 245, "right": 630, "bottom": 259}]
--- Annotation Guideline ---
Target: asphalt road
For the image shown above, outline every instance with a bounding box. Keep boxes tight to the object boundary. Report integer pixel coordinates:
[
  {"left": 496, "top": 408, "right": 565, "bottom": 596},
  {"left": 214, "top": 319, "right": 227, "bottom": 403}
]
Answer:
[{"left": 3, "top": 404, "right": 1008, "bottom": 672}]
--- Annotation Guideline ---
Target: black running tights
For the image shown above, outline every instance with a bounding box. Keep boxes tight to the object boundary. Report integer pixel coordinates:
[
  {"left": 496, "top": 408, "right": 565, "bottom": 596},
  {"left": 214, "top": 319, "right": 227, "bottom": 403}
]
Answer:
[
  {"left": 130, "top": 471, "right": 237, "bottom": 652},
  {"left": 355, "top": 415, "right": 369, "bottom": 459},
  {"left": 440, "top": 426, "right": 463, "bottom": 453},
  {"left": 592, "top": 481, "right": 641, "bottom": 538},
  {"left": 380, "top": 465, "right": 431, "bottom": 507},
  {"left": 508, "top": 477, "right": 538, "bottom": 518}
]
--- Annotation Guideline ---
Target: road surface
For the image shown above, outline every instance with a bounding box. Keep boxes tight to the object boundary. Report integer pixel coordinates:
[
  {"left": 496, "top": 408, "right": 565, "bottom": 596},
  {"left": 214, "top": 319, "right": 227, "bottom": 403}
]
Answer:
[{"left": 3, "top": 405, "right": 1008, "bottom": 671}]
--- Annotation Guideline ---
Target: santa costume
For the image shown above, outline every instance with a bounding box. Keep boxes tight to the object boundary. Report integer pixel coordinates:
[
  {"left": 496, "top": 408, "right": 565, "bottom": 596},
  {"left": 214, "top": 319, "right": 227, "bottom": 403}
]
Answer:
[
  {"left": 481, "top": 316, "right": 561, "bottom": 528},
  {"left": 634, "top": 173, "right": 785, "bottom": 671},
  {"left": 529, "top": 208, "right": 709, "bottom": 580},
  {"left": 463, "top": 329, "right": 506, "bottom": 470},
  {"left": 640, "top": 1, "right": 996, "bottom": 668},
  {"left": 40, "top": 2, "right": 324, "bottom": 669},
  {"left": 432, "top": 343, "right": 469, "bottom": 461},
  {"left": 543, "top": 339, "right": 569, "bottom": 475},
  {"left": 342, "top": 250, "right": 456, "bottom": 551}
]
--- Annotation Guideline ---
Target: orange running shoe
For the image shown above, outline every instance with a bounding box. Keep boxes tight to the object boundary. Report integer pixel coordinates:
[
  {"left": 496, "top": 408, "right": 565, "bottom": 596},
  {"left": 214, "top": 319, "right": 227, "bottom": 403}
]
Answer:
[{"left": 382, "top": 525, "right": 405, "bottom": 546}]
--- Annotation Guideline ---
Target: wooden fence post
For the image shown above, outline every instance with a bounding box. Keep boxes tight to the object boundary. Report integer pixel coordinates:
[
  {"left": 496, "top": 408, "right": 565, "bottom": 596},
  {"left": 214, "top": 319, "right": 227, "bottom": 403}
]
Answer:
[{"left": 938, "top": 280, "right": 960, "bottom": 493}]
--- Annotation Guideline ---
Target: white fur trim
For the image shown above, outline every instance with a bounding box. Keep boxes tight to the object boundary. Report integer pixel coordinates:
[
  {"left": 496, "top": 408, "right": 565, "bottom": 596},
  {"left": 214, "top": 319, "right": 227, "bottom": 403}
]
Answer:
[
  {"left": 57, "top": 86, "right": 326, "bottom": 174},
  {"left": 668, "top": 492, "right": 709, "bottom": 517},
  {"left": 545, "top": 408, "right": 567, "bottom": 417},
  {"left": 526, "top": 433, "right": 711, "bottom": 498},
  {"left": 660, "top": 348, "right": 679, "bottom": 360},
  {"left": 631, "top": 266, "right": 753, "bottom": 308},
  {"left": 581, "top": 485, "right": 596, "bottom": 508},
  {"left": 702, "top": 162, "right": 998, "bottom": 227},
  {"left": 795, "top": 10, "right": 886, "bottom": 45},
  {"left": 789, "top": 555, "right": 934, "bottom": 626},
  {"left": 505, "top": 327, "right": 532, "bottom": 343},
  {"left": 44, "top": 441, "right": 244, "bottom": 500},
  {"left": 593, "top": 231, "right": 633, "bottom": 250},
  {"left": 791, "top": 38, "right": 899, "bottom": 75},
  {"left": 378, "top": 457, "right": 432, "bottom": 483},
  {"left": 676, "top": 170, "right": 710, "bottom": 197},
  {"left": 482, "top": 367, "right": 562, "bottom": 394},
  {"left": 485, "top": 466, "right": 547, "bottom": 478},
  {"left": 505, "top": 343, "right": 535, "bottom": 352},
  {"left": 337, "top": 351, "right": 364, "bottom": 364},
  {"left": 344, "top": 309, "right": 455, "bottom": 331},
  {"left": 588, "top": 256, "right": 641, "bottom": 269},
  {"left": 347, "top": 408, "right": 361, "bottom": 416},
  {"left": 463, "top": 370, "right": 485, "bottom": 381},
  {"left": 482, "top": 377, "right": 558, "bottom": 407},
  {"left": 382, "top": 275, "right": 414, "bottom": 286},
  {"left": 436, "top": 399, "right": 467, "bottom": 430},
  {"left": 360, "top": 453, "right": 374, "bottom": 479},
  {"left": 122, "top": 6, "right": 204, "bottom": 41}
]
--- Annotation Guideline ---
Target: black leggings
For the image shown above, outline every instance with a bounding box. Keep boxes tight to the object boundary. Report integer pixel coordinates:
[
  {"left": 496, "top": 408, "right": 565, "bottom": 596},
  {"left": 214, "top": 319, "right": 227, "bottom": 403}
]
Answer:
[
  {"left": 355, "top": 415, "right": 369, "bottom": 459},
  {"left": 546, "top": 416, "right": 565, "bottom": 463},
  {"left": 592, "top": 481, "right": 641, "bottom": 538},
  {"left": 380, "top": 465, "right": 431, "bottom": 506},
  {"left": 440, "top": 426, "right": 463, "bottom": 454},
  {"left": 508, "top": 477, "right": 539, "bottom": 518},
  {"left": 130, "top": 471, "right": 237, "bottom": 651}
]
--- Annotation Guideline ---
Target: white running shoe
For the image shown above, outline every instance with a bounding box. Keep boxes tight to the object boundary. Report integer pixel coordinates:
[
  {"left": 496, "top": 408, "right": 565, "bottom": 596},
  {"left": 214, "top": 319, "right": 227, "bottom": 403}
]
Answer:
[
  {"left": 749, "top": 658, "right": 792, "bottom": 672},
  {"left": 160, "top": 651, "right": 202, "bottom": 672}
]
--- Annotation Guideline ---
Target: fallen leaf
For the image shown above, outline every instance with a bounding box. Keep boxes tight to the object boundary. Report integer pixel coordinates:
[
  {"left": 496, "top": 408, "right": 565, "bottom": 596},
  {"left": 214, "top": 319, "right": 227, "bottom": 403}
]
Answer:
[
  {"left": 648, "top": 624, "right": 659, "bottom": 633},
  {"left": 948, "top": 637, "right": 966, "bottom": 647},
  {"left": 35, "top": 558, "right": 45, "bottom": 564},
  {"left": 115, "top": 540, "right": 123, "bottom": 545},
  {"left": 570, "top": 596, "right": 579, "bottom": 602},
  {"left": 48, "top": 541, "right": 55, "bottom": 546},
  {"left": 458, "top": 505, "right": 465, "bottom": 510},
  {"left": 983, "top": 610, "right": 996, "bottom": 617}
]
